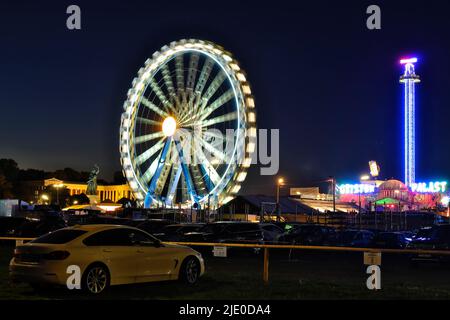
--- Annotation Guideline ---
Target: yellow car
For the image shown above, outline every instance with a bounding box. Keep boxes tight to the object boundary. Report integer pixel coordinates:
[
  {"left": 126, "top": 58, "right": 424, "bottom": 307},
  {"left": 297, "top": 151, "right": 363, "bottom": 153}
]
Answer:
[{"left": 10, "top": 224, "right": 205, "bottom": 294}]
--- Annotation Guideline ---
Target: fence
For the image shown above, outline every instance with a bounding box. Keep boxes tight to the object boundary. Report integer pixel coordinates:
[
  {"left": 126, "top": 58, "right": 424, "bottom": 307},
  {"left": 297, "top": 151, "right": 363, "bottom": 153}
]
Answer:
[
  {"left": 282, "top": 211, "right": 446, "bottom": 231},
  {"left": 2, "top": 236, "right": 450, "bottom": 284}
]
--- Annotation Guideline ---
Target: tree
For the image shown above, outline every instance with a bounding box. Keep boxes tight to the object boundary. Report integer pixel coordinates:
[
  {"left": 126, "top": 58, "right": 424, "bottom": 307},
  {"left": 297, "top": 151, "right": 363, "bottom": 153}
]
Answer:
[
  {"left": 18, "top": 168, "right": 46, "bottom": 181},
  {"left": 117, "top": 197, "right": 136, "bottom": 207},
  {"left": 0, "top": 159, "right": 19, "bottom": 198},
  {"left": 0, "top": 173, "right": 13, "bottom": 199},
  {"left": 66, "top": 193, "right": 90, "bottom": 206},
  {"left": 0, "top": 159, "right": 19, "bottom": 182}
]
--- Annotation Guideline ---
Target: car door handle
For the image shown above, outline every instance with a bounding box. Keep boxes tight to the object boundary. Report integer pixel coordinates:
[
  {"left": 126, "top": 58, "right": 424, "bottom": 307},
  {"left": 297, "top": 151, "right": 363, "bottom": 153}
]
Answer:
[
  {"left": 102, "top": 249, "right": 112, "bottom": 253},
  {"left": 136, "top": 250, "right": 145, "bottom": 253}
]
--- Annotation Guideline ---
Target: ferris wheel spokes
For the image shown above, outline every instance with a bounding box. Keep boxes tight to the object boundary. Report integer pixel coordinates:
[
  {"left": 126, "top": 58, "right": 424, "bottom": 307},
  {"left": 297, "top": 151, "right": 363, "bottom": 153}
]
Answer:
[
  {"left": 133, "top": 131, "right": 165, "bottom": 145},
  {"left": 186, "top": 53, "right": 200, "bottom": 92},
  {"left": 192, "top": 111, "right": 238, "bottom": 128},
  {"left": 195, "top": 57, "right": 214, "bottom": 96},
  {"left": 161, "top": 64, "right": 176, "bottom": 100},
  {"left": 134, "top": 139, "right": 165, "bottom": 166},
  {"left": 136, "top": 117, "right": 161, "bottom": 126},
  {"left": 141, "top": 96, "right": 169, "bottom": 118},
  {"left": 200, "top": 71, "right": 227, "bottom": 109}
]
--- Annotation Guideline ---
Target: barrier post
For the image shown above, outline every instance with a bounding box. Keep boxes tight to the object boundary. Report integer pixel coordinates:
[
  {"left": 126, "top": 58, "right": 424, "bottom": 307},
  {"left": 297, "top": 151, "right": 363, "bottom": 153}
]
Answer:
[{"left": 263, "top": 248, "right": 269, "bottom": 284}]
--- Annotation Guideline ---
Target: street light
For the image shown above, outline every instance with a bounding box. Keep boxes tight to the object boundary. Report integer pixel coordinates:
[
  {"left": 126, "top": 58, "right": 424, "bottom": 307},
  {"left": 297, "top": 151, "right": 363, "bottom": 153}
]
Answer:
[
  {"left": 53, "top": 183, "right": 64, "bottom": 206},
  {"left": 276, "top": 178, "right": 284, "bottom": 202},
  {"left": 41, "top": 194, "right": 49, "bottom": 205},
  {"left": 328, "top": 176, "right": 336, "bottom": 213},
  {"left": 276, "top": 178, "right": 284, "bottom": 222},
  {"left": 358, "top": 187, "right": 362, "bottom": 215}
]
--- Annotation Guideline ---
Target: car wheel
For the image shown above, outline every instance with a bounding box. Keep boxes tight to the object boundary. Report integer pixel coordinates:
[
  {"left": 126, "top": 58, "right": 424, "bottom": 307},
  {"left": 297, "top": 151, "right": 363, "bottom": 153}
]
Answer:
[
  {"left": 180, "top": 257, "right": 200, "bottom": 285},
  {"left": 82, "top": 264, "right": 110, "bottom": 294}
]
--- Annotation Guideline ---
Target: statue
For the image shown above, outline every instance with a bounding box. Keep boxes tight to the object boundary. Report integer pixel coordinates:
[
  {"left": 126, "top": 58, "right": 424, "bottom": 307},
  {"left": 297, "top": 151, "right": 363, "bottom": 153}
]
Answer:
[{"left": 86, "top": 165, "right": 100, "bottom": 195}]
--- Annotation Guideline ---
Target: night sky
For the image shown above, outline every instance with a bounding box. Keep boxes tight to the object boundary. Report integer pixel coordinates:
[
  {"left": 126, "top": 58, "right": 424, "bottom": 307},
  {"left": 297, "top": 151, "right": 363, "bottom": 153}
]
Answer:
[{"left": 1, "top": 0, "right": 450, "bottom": 195}]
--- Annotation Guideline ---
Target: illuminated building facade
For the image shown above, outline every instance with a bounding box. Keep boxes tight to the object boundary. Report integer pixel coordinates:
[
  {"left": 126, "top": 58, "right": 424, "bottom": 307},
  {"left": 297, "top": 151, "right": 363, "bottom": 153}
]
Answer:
[
  {"left": 43, "top": 178, "right": 134, "bottom": 202},
  {"left": 22, "top": 178, "right": 134, "bottom": 204},
  {"left": 400, "top": 58, "right": 420, "bottom": 186}
]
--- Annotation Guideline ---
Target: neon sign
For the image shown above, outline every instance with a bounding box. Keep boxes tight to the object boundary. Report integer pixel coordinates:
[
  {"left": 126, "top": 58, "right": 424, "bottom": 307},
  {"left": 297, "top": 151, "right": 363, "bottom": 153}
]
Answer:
[
  {"left": 338, "top": 184, "right": 375, "bottom": 195},
  {"left": 410, "top": 181, "right": 447, "bottom": 193}
]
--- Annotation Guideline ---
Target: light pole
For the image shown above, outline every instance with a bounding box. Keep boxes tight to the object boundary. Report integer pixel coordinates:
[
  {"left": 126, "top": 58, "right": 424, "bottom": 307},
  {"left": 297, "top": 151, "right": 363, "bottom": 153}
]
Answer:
[
  {"left": 358, "top": 189, "right": 361, "bottom": 215},
  {"left": 53, "top": 183, "right": 64, "bottom": 206},
  {"left": 41, "top": 194, "right": 49, "bottom": 205},
  {"left": 276, "top": 178, "right": 284, "bottom": 222},
  {"left": 358, "top": 175, "right": 370, "bottom": 215},
  {"left": 329, "top": 176, "right": 336, "bottom": 213}
]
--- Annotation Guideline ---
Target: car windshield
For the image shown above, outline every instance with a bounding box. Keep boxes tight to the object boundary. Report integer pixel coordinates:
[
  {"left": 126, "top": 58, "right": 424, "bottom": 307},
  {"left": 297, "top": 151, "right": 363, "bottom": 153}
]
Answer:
[{"left": 31, "top": 229, "right": 87, "bottom": 244}]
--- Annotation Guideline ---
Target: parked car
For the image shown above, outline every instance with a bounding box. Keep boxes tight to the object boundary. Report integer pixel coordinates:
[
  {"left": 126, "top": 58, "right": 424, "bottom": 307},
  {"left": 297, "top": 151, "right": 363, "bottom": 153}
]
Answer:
[
  {"left": 339, "top": 229, "right": 375, "bottom": 247},
  {"left": 408, "top": 224, "right": 450, "bottom": 264},
  {"left": 10, "top": 224, "right": 205, "bottom": 294},
  {"left": 0, "top": 217, "right": 26, "bottom": 236},
  {"left": 259, "top": 223, "right": 284, "bottom": 242},
  {"left": 270, "top": 222, "right": 303, "bottom": 233},
  {"left": 153, "top": 223, "right": 205, "bottom": 241},
  {"left": 277, "top": 224, "right": 339, "bottom": 246},
  {"left": 133, "top": 219, "right": 174, "bottom": 235},
  {"left": 372, "top": 232, "right": 410, "bottom": 249},
  {"left": 10, "top": 217, "right": 67, "bottom": 237},
  {"left": 184, "top": 222, "right": 264, "bottom": 244},
  {"left": 84, "top": 216, "right": 132, "bottom": 226},
  {"left": 185, "top": 222, "right": 270, "bottom": 255}
]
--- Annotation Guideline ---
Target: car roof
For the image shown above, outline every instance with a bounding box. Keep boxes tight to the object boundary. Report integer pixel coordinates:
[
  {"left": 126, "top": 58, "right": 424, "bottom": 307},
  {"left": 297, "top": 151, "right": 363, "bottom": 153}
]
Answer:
[
  {"left": 68, "top": 224, "right": 136, "bottom": 232},
  {"left": 212, "top": 221, "right": 253, "bottom": 224},
  {"left": 165, "top": 223, "right": 205, "bottom": 227}
]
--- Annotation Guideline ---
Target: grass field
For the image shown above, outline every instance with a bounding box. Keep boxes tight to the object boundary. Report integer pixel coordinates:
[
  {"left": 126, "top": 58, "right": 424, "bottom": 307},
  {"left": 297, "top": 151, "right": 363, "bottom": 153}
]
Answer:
[{"left": 1, "top": 244, "right": 450, "bottom": 300}]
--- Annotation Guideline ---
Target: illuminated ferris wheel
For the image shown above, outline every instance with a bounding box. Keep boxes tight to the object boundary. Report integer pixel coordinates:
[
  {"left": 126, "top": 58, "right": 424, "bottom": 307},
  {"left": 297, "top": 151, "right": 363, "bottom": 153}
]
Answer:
[{"left": 120, "top": 39, "right": 256, "bottom": 208}]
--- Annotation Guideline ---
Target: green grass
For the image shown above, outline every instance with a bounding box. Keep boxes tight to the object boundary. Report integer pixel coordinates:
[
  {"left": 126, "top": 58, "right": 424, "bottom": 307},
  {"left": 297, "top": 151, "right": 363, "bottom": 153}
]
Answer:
[{"left": 1, "top": 245, "right": 450, "bottom": 300}]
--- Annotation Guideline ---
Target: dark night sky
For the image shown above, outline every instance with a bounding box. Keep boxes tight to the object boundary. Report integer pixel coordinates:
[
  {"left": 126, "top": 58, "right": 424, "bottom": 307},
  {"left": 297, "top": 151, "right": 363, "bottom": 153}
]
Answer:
[{"left": 1, "top": 0, "right": 450, "bottom": 194}]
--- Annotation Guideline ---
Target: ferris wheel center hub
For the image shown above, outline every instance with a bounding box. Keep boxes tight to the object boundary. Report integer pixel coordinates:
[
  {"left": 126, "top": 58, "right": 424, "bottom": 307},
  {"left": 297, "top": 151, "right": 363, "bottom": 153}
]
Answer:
[{"left": 162, "top": 116, "right": 177, "bottom": 137}]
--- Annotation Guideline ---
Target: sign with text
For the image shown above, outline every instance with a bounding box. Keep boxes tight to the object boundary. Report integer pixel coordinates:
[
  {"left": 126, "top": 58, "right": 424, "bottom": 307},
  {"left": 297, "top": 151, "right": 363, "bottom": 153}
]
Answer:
[
  {"left": 364, "top": 252, "right": 381, "bottom": 265},
  {"left": 338, "top": 183, "right": 376, "bottom": 195},
  {"left": 410, "top": 181, "right": 447, "bottom": 193},
  {"left": 213, "top": 246, "right": 227, "bottom": 257}
]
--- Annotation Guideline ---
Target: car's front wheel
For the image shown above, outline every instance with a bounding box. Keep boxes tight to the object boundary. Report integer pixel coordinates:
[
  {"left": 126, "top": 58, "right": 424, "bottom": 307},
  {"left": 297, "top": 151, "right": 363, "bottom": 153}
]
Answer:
[
  {"left": 82, "top": 264, "right": 110, "bottom": 294},
  {"left": 180, "top": 257, "right": 200, "bottom": 285}
]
